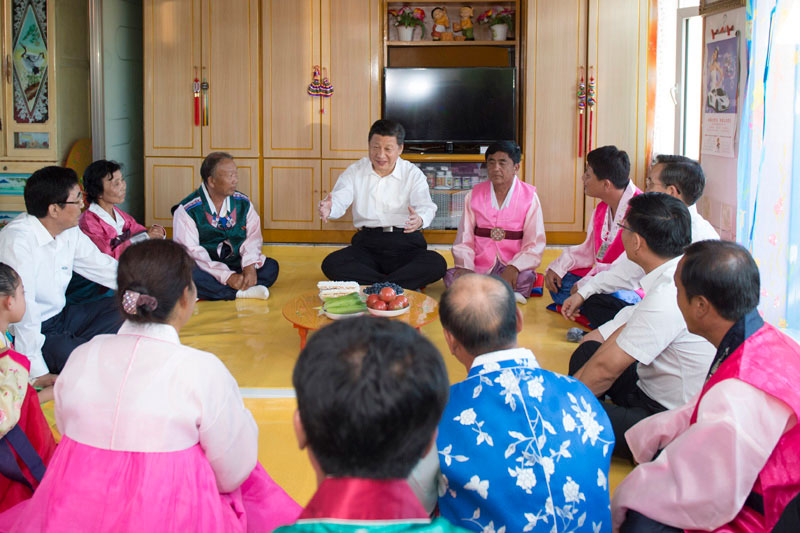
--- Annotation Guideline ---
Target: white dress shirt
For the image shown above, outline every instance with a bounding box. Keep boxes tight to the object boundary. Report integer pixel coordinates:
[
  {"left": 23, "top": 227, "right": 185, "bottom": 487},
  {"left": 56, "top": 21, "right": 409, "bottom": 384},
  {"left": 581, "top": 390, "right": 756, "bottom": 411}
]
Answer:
[
  {"left": 577, "top": 204, "right": 721, "bottom": 300},
  {"left": 173, "top": 184, "right": 266, "bottom": 285},
  {"left": 328, "top": 157, "right": 437, "bottom": 229},
  {"left": 601, "top": 257, "right": 717, "bottom": 409},
  {"left": 0, "top": 214, "right": 118, "bottom": 378},
  {"left": 56, "top": 321, "right": 258, "bottom": 492}
]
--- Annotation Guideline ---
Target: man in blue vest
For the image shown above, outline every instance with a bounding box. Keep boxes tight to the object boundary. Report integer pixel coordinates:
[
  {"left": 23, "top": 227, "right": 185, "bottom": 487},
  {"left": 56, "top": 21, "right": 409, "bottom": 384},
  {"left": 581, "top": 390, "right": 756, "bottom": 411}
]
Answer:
[{"left": 173, "top": 152, "right": 278, "bottom": 300}]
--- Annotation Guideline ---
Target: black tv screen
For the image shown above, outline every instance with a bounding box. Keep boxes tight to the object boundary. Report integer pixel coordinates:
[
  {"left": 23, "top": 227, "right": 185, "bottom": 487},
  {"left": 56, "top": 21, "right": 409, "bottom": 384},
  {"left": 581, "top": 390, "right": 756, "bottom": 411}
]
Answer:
[{"left": 383, "top": 67, "right": 516, "bottom": 145}]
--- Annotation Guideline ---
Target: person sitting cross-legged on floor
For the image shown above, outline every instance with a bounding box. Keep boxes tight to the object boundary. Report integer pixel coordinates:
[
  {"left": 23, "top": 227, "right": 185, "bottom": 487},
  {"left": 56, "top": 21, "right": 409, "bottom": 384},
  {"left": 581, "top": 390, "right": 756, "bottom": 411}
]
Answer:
[
  {"left": 446, "top": 142, "right": 546, "bottom": 305},
  {"left": 0, "top": 239, "right": 300, "bottom": 532},
  {"left": 560, "top": 155, "right": 719, "bottom": 337},
  {"left": 569, "top": 192, "right": 716, "bottom": 460},
  {"left": 612, "top": 241, "right": 800, "bottom": 532},
  {"left": 0, "top": 166, "right": 122, "bottom": 387},
  {"left": 409, "top": 273, "right": 614, "bottom": 533},
  {"left": 318, "top": 119, "right": 447, "bottom": 290},
  {"left": 67, "top": 159, "right": 166, "bottom": 305},
  {"left": 276, "top": 317, "right": 469, "bottom": 533},
  {"left": 173, "top": 152, "right": 278, "bottom": 300},
  {"left": 544, "top": 146, "right": 642, "bottom": 310}
]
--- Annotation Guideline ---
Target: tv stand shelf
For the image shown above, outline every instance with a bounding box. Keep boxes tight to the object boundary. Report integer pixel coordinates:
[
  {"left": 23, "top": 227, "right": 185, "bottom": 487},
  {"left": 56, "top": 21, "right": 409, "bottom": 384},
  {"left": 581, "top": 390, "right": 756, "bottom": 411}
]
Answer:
[{"left": 387, "top": 40, "right": 517, "bottom": 47}]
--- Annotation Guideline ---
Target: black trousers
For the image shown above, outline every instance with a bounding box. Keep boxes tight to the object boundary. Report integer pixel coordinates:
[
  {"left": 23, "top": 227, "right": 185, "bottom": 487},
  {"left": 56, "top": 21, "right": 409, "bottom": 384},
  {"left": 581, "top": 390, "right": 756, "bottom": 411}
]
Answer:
[
  {"left": 569, "top": 340, "right": 667, "bottom": 460},
  {"left": 41, "top": 296, "right": 124, "bottom": 374},
  {"left": 192, "top": 259, "right": 280, "bottom": 301},
  {"left": 321, "top": 229, "right": 447, "bottom": 290},
  {"left": 580, "top": 293, "right": 635, "bottom": 329},
  {"left": 620, "top": 511, "right": 682, "bottom": 533}
]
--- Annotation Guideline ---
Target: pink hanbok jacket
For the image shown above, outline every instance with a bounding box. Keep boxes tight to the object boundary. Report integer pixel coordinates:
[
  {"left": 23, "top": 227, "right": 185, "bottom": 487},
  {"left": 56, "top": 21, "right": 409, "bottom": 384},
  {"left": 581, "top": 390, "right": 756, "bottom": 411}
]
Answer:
[
  {"left": 612, "top": 322, "right": 800, "bottom": 532},
  {"left": 79, "top": 207, "right": 147, "bottom": 260},
  {"left": 548, "top": 181, "right": 641, "bottom": 285},
  {"left": 452, "top": 178, "right": 545, "bottom": 273}
]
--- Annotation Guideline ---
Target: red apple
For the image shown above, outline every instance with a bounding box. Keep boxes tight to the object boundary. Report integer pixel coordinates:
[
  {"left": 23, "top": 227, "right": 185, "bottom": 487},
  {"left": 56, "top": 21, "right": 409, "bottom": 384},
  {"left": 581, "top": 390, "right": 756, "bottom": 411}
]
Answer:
[
  {"left": 371, "top": 300, "right": 388, "bottom": 311},
  {"left": 379, "top": 287, "right": 396, "bottom": 303},
  {"left": 390, "top": 295, "right": 409, "bottom": 310},
  {"left": 366, "top": 294, "right": 382, "bottom": 308}
]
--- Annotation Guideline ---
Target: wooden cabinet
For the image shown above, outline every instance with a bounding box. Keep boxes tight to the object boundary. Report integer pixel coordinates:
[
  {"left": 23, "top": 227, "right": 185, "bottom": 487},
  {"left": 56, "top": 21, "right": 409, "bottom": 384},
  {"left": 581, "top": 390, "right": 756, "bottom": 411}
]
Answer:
[
  {"left": 523, "top": 0, "right": 649, "bottom": 237},
  {"left": 321, "top": 159, "right": 355, "bottom": 229},
  {"left": 262, "top": 158, "right": 356, "bottom": 231},
  {"left": 262, "top": 158, "right": 320, "bottom": 230},
  {"left": 144, "top": 0, "right": 259, "bottom": 158},
  {"left": 144, "top": 0, "right": 260, "bottom": 225},
  {"left": 144, "top": 0, "right": 201, "bottom": 158},
  {"left": 145, "top": 157, "right": 201, "bottom": 226},
  {"left": 234, "top": 158, "right": 260, "bottom": 215},
  {"left": 262, "top": 0, "right": 381, "bottom": 159}
]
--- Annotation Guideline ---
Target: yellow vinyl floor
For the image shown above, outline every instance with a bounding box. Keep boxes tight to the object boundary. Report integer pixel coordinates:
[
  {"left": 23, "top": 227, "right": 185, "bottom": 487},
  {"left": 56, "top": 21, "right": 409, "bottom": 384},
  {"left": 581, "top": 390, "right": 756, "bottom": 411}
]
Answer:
[{"left": 44, "top": 244, "right": 633, "bottom": 507}]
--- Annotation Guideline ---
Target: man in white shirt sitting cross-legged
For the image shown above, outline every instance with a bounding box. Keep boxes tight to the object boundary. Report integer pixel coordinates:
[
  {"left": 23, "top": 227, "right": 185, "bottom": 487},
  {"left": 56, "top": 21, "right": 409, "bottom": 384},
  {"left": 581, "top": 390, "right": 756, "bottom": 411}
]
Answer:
[
  {"left": 568, "top": 192, "right": 716, "bottom": 460},
  {"left": 317, "top": 120, "right": 447, "bottom": 290},
  {"left": 0, "top": 166, "right": 121, "bottom": 385}
]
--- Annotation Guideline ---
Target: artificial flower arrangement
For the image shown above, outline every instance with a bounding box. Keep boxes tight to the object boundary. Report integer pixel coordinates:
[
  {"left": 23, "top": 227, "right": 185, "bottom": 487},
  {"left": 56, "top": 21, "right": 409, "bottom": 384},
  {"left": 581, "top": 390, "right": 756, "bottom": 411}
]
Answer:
[
  {"left": 388, "top": 7, "right": 426, "bottom": 27},
  {"left": 476, "top": 8, "right": 514, "bottom": 29}
]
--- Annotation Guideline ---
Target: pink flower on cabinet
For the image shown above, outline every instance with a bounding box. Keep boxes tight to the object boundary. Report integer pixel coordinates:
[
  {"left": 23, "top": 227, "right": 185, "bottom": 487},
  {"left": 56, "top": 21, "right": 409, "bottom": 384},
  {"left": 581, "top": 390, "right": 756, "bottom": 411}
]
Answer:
[
  {"left": 773, "top": 296, "right": 782, "bottom": 308},
  {"left": 768, "top": 234, "right": 778, "bottom": 246}
]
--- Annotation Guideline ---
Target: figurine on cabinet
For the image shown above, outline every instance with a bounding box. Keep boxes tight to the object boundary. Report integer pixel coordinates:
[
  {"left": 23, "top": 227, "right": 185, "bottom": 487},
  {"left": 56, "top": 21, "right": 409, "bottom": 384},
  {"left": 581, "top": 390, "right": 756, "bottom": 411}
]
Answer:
[
  {"left": 431, "top": 7, "right": 453, "bottom": 41},
  {"left": 452, "top": 6, "right": 474, "bottom": 41}
]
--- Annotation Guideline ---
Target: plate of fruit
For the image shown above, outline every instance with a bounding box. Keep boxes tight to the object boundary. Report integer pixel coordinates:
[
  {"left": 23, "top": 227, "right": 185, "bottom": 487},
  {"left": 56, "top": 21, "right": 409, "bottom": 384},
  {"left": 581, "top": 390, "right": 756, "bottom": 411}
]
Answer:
[
  {"left": 321, "top": 292, "right": 367, "bottom": 320},
  {"left": 365, "top": 283, "right": 410, "bottom": 316}
]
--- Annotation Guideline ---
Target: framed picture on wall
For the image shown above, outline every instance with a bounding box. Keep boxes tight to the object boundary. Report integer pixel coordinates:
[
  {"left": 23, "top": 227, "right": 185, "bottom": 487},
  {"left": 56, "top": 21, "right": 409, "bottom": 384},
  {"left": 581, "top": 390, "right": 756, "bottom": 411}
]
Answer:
[{"left": 700, "top": 0, "right": 746, "bottom": 15}]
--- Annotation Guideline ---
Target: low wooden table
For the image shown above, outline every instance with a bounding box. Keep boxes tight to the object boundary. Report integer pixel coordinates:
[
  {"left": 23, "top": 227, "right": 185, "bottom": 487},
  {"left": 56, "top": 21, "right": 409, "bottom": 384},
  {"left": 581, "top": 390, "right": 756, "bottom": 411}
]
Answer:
[{"left": 282, "top": 290, "right": 439, "bottom": 348}]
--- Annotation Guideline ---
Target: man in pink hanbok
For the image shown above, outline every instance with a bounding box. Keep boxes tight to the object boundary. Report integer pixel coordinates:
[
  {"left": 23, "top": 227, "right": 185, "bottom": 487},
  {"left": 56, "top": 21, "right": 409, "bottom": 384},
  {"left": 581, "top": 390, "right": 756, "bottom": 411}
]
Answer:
[
  {"left": 611, "top": 241, "right": 800, "bottom": 532},
  {"left": 446, "top": 142, "right": 545, "bottom": 304},
  {"left": 544, "top": 145, "right": 642, "bottom": 316}
]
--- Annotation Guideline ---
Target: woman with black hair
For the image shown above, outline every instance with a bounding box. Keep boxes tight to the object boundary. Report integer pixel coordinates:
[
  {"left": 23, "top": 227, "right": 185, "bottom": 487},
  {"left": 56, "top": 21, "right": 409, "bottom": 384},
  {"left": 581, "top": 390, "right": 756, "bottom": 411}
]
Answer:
[
  {"left": 79, "top": 160, "right": 165, "bottom": 259},
  {"left": 0, "top": 240, "right": 300, "bottom": 531}
]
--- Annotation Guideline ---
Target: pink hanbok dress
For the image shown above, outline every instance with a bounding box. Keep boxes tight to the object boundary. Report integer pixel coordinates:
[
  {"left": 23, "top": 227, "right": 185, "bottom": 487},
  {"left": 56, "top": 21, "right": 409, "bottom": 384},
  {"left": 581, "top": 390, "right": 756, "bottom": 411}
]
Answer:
[{"left": 0, "top": 321, "right": 300, "bottom": 532}]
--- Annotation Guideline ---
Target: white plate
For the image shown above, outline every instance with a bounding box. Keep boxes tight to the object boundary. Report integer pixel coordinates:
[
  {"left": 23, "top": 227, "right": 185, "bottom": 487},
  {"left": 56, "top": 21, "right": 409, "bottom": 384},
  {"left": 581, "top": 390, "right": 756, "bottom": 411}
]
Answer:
[
  {"left": 324, "top": 310, "right": 365, "bottom": 320},
  {"left": 367, "top": 306, "right": 410, "bottom": 317}
]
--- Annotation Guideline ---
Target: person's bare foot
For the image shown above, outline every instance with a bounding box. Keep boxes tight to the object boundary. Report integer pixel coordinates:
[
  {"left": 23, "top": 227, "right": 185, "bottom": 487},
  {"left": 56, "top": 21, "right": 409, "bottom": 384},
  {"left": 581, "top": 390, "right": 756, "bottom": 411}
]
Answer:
[{"left": 37, "top": 385, "right": 54, "bottom": 404}]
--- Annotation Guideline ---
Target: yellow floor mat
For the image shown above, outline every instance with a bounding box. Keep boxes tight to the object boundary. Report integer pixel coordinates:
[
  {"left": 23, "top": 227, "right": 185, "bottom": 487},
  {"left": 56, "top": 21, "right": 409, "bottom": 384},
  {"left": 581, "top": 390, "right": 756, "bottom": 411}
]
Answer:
[{"left": 41, "top": 244, "right": 632, "bottom": 505}]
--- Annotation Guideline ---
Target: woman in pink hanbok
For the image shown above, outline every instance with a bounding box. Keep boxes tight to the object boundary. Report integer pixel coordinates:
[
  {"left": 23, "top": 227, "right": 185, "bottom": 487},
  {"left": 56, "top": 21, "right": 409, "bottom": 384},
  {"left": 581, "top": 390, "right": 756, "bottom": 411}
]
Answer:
[{"left": 0, "top": 239, "right": 300, "bottom": 532}]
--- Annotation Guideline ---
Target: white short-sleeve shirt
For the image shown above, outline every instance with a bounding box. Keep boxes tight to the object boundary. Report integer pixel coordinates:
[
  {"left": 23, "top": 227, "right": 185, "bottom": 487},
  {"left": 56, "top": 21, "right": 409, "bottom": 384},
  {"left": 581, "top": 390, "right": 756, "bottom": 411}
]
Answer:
[{"left": 613, "top": 256, "right": 717, "bottom": 409}]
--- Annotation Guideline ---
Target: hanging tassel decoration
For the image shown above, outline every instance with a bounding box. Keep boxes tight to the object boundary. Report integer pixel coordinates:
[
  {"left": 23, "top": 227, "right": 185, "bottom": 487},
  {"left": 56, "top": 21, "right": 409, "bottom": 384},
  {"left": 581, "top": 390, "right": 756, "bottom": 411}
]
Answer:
[
  {"left": 587, "top": 67, "right": 596, "bottom": 153},
  {"left": 577, "top": 67, "right": 586, "bottom": 158},
  {"left": 201, "top": 76, "right": 209, "bottom": 126},
  {"left": 307, "top": 65, "right": 323, "bottom": 96},
  {"left": 193, "top": 67, "right": 201, "bottom": 126},
  {"left": 319, "top": 67, "right": 334, "bottom": 115}
]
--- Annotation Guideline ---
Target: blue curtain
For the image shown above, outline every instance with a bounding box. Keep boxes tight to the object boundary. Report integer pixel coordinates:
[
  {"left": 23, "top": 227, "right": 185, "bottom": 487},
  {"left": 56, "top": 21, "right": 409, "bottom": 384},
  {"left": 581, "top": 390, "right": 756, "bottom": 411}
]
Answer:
[{"left": 737, "top": 0, "right": 800, "bottom": 340}]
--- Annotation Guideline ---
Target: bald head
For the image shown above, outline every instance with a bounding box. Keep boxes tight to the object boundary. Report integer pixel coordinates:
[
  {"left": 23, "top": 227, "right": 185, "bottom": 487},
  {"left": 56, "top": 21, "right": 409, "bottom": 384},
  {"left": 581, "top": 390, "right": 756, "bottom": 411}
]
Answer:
[{"left": 439, "top": 274, "right": 518, "bottom": 356}]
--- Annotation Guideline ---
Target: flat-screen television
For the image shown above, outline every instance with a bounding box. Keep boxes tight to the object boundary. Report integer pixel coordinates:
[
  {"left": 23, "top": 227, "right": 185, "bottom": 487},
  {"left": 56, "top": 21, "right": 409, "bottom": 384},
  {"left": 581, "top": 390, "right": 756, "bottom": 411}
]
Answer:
[{"left": 383, "top": 67, "right": 516, "bottom": 146}]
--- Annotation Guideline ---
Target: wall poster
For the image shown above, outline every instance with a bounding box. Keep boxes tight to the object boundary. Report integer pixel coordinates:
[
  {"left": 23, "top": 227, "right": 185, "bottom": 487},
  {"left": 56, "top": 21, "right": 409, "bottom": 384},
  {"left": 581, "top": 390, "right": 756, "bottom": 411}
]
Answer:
[{"left": 701, "top": 17, "right": 740, "bottom": 158}]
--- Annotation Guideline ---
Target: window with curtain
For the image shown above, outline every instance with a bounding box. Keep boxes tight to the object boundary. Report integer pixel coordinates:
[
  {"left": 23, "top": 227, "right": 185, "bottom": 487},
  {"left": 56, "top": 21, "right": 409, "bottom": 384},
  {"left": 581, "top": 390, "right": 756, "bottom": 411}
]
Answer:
[{"left": 737, "top": 0, "right": 800, "bottom": 339}]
